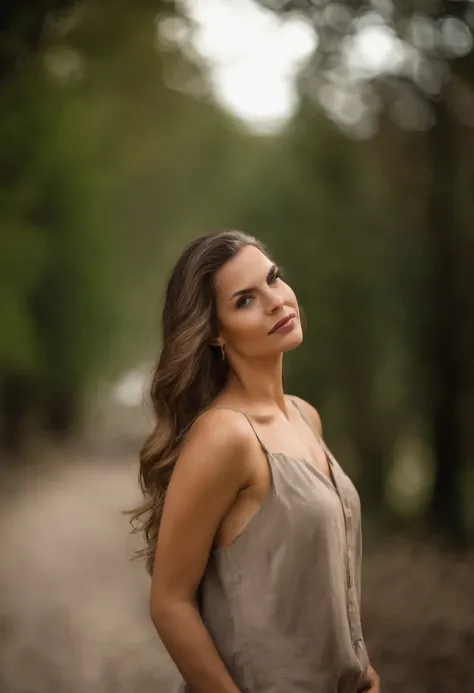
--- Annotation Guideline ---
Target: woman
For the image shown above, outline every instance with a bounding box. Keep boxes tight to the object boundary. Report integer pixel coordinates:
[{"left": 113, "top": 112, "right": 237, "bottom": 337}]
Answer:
[{"left": 132, "top": 230, "right": 380, "bottom": 693}]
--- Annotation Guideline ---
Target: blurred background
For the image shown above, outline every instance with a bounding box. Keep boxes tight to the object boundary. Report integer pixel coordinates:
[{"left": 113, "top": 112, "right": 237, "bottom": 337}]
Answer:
[{"left": 1, "top": 0, "right": 473, "bottom": 691}]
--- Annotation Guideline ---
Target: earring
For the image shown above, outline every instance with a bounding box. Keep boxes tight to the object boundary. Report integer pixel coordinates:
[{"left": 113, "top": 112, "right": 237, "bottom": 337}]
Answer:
[{"left": 220, "top": 344, "right": 226, "bottom": 360}]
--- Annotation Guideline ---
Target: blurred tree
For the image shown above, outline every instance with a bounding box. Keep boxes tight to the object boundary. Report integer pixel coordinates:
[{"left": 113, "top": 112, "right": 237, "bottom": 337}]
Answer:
[
  {"left": 256, "top": 0, "right": 474, "bottom": 544},
  {"left": 0, "top": 0, "right": 274, "bottom": 454},
  {"left": 0, "top": 0, "right": 76, "bottom": 81},
  {"left": 0, "top": 69, "right": 114, "bottom": 451}
]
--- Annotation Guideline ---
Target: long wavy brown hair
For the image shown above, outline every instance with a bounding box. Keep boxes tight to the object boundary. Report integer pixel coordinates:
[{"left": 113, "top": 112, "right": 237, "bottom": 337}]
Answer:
[{"left": 128, "top": 230, "right": 271, "bottom": 575}]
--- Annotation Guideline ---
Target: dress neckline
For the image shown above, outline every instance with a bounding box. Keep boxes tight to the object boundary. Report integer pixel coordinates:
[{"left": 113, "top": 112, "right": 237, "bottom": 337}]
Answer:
[{"left": 268, "top": 444, "right": 338, "bottom": 493}]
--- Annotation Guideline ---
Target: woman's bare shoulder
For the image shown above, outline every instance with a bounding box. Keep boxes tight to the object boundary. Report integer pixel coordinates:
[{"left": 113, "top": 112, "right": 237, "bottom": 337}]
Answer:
[
  {"left": 288, "top": 394, "right": 323, "bottom": 436},
  {"left": 174, "top": 407, "right": 257, "bottom": 485},
  {"left": 189, "top": 406, "right": 255, "bottom": 448}
]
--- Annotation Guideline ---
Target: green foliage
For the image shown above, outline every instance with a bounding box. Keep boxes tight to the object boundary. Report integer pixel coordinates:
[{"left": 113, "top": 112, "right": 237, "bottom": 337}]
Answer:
[
  {"left": 0, "top": 65, "right": 113, "bottom": 385},
  {"left": 0, "top": 0, "right": 273, "bottom": 444},
  {"left": 1, "top": 0, "right": 473, "bottom": 544}
]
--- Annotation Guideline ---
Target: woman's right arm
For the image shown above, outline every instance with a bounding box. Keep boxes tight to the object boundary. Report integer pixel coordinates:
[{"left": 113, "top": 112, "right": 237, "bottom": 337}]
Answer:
[{"left": 149, "top": 409, "right": 253, "bottom": 693}]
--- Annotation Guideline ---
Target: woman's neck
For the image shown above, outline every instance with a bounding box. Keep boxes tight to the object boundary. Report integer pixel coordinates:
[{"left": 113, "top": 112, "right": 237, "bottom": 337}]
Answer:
[{"left": 223, "top": 355, "right": 287, "bottom": 413}]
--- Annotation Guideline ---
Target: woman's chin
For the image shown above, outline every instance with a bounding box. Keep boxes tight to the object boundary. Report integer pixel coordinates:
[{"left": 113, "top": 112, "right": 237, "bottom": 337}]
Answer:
[{"left": 281, "top": 330, "right": 304, "bottom": 352}]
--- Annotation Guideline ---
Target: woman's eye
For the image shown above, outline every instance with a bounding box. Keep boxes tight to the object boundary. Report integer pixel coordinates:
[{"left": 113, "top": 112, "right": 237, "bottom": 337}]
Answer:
[
  {"left": 236, "top": 295, "right": 253, "bottom": 309},
  {"left": 269, "top": 271, "right": 281, "bottom": 284}
]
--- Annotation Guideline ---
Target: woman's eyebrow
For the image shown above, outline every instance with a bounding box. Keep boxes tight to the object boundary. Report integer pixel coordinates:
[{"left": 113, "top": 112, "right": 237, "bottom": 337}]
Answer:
[{"left": 228, "top": 264, "right": 277, "bottom": 301}]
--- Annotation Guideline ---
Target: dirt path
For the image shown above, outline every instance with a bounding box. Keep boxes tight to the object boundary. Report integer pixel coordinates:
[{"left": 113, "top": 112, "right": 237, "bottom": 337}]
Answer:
[
  {"left": 1, "top": 447, "right": 473, "bottom": 693},
  {"left": 0, "top": 451, "right": 179, "bottom": 693}
]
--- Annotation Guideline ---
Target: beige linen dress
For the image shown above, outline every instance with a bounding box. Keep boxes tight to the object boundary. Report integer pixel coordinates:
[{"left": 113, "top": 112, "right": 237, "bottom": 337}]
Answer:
[{"left": 178, "top": 399, "right": 371, "bottom": 693}]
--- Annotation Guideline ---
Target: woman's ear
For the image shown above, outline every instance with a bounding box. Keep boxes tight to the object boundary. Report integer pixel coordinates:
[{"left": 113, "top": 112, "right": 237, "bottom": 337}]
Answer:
[{"left": 209, "top": 338, "right": 226, "bottom": 361}]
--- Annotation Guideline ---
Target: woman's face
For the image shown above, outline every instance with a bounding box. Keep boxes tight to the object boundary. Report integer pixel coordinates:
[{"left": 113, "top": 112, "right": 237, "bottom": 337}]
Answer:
[{"left": 213, "top": 245, "right": 303, "bottom": 359}]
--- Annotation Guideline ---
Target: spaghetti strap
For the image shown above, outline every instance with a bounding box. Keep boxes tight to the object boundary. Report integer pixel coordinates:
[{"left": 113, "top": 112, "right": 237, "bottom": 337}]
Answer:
[
  {"left": 211, "top": 407, "right": 269, "bottom": 455},
  {"left": 290, "top": 397, "right": 337, "bottom": 479},
  {"left": 290, "top": 397, "right": 322, "bottom": 442}
]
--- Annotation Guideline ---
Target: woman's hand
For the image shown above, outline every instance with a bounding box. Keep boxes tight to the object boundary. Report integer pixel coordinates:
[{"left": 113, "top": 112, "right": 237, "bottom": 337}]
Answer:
[{"left": 363, "top": 663, "right": 381, "bottom": 692}]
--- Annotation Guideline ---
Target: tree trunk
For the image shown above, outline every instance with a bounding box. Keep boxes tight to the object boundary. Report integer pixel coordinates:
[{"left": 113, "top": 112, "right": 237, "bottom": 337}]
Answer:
[
  {"left": 425, "top": 98, "right": 467, "bottom": 546},
  {"left": 0, "top": 374, "right": 39, "bottom": 456}
]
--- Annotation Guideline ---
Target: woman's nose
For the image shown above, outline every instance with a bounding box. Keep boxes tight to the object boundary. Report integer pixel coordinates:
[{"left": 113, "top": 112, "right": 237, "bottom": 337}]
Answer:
[{"left": 267, "top": 291, "right": 284, "bottom": 313}]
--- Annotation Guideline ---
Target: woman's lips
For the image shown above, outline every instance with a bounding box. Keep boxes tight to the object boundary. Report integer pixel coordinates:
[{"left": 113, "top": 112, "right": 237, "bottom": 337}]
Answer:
[{"left": 269, "top": 313, "right": 296, "bottom": 334}]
